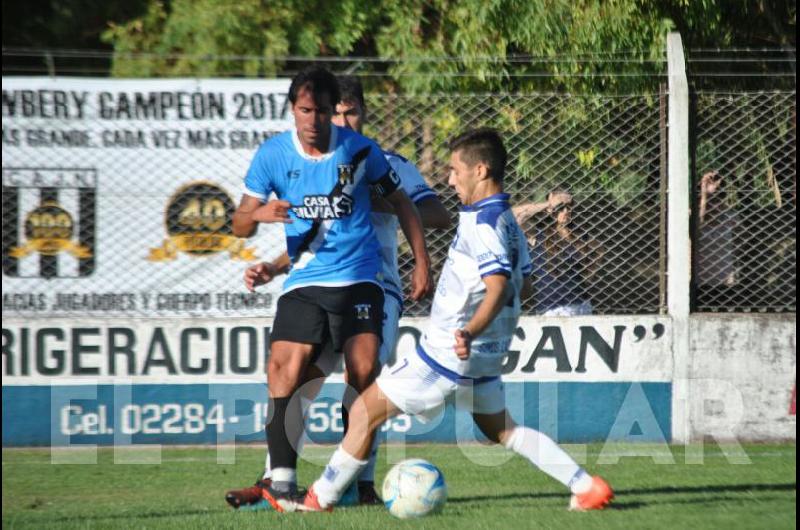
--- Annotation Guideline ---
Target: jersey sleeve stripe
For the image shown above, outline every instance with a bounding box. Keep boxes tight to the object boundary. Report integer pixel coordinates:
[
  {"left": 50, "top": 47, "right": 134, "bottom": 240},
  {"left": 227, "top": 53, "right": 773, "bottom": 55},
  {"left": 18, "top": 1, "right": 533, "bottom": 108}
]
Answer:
[
  {"left": 409, "top": 189, "right": 436, "bottom": 202},
  {"left": 243, "top": 187, "right": 267, "bottom": 200},
  {"left": 479, "top": 259, "right": 511, "bottom": 270},
  {"left": 479, "top": 268, "right": 512, "bottom": 279}
]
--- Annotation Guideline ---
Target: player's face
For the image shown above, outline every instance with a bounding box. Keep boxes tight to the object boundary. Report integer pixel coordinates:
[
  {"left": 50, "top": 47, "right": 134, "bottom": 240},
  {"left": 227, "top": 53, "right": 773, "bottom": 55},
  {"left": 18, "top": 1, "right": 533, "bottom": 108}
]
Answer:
[
  {"left": 448, "top": 150, "right": 478, "bottom": 205},
  {"left": 332, "top": 99, "right": 365, "bottom": 132},
  {"left": 292, "top": 85, "right": 333, "bottom": 152}
]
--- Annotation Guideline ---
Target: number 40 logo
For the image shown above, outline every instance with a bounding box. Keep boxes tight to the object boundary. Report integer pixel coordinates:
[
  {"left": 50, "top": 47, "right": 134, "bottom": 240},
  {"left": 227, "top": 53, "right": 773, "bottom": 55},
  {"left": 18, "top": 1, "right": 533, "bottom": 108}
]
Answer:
[{"left": 147, "top": 181, "right": 257, "bottom": 261}]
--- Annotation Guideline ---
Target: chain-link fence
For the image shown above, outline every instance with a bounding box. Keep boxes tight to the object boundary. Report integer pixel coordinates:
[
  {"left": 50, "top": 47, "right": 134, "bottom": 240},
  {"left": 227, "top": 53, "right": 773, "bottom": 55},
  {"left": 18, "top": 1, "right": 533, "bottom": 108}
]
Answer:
[
  {"left": 1, "top": 75, "right": 796, "bottom": 318},
  {"left": 365, "top": 93, "right": 666, "bottom": 315},
  {"left": 692, "top": 91, "right": 796, "bottom": 312},
  {"left": 1, "top": 80, "right": 666, "bottom": 318}
]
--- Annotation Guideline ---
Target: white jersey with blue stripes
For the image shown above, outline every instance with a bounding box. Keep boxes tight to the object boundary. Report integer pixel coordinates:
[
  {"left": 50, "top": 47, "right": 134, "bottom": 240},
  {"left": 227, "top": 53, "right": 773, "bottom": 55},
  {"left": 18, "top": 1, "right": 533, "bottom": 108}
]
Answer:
[
  {"left": 420, "top": 193, "right": 532, "bottom": 379},
  {"left": 243, "top": 126, "right": 399, "bottom": 293},
  {"left": 371, "top": 151, "right": 437, "bottom": 307}
]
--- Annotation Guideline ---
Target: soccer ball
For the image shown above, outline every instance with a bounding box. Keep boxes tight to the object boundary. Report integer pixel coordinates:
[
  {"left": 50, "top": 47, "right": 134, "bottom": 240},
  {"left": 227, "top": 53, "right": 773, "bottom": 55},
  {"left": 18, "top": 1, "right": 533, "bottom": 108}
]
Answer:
[{"left": 381, "top": 458, "right": 447, "bottom": 519}]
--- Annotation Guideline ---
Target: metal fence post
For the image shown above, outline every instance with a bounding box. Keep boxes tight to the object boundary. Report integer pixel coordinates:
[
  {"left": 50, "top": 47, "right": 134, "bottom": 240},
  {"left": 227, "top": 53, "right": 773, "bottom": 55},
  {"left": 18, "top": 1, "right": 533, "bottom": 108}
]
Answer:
[{"left": 667, "top": 32, "right": 692, "bottom": 443}]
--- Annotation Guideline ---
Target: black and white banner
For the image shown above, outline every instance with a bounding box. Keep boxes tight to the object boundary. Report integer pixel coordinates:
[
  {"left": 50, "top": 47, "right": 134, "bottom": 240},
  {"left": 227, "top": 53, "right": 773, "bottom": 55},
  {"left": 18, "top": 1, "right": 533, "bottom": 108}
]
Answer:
[{"left": 2, "top": 78, "right": 293, "bottom": 317}]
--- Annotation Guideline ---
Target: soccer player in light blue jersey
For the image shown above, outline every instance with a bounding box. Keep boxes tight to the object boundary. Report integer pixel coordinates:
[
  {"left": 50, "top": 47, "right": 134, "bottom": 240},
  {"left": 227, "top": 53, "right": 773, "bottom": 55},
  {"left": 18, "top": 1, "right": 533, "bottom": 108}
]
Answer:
[
  {"left": 231, "top": 68, "right": 432, "bottom": 506},
  {"left": 226, "top": 77, "right": 449, "bottom": 509},
  {"left": 265, "top": 128, "right": 613, "bottom": 514}
]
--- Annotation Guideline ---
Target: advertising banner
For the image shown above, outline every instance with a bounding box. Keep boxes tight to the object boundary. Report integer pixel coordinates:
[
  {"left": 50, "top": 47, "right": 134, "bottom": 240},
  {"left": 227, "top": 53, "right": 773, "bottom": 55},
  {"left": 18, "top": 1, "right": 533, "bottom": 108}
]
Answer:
[
  {"left": 3, "top": 78, "right": 292, "bottom": 318},
  {"left": 2, "top": 316, "right": 673, "bottom": 445}
]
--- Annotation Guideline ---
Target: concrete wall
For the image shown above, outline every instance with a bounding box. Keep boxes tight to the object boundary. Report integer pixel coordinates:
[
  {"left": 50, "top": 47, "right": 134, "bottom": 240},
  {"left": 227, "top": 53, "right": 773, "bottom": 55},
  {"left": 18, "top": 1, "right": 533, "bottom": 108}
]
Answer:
[
  {"left": 2, "top": 314, "right": 795, "bottom": 445},
  {"left": 686, "top": 314, "right": 796, "bottom": 441}
]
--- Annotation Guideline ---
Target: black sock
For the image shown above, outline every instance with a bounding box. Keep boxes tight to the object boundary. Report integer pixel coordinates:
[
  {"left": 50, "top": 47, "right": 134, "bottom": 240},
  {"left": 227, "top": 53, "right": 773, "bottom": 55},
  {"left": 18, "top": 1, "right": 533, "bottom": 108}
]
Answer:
[
  {"left": 266, "top": 396, "right": 298, "bottom": 489},
  {"left": 341, "top": 405, "right": 349, "bottom": 435}
]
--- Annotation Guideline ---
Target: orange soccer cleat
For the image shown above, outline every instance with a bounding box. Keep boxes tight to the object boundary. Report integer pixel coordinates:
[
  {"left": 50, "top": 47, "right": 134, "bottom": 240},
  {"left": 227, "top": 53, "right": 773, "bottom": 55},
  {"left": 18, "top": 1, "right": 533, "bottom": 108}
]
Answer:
[
  {"left": 569, "top": 476, "right": 614, "bottom": 511},
  {"left": 296, "top": 485, "right": 334, "bottom": 513}
]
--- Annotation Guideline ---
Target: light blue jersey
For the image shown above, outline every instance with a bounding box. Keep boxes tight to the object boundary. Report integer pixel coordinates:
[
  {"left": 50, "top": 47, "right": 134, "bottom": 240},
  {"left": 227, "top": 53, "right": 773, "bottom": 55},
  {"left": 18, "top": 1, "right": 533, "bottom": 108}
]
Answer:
[{"left": 244, "top": 126, "right": 400, "bottom": 293}]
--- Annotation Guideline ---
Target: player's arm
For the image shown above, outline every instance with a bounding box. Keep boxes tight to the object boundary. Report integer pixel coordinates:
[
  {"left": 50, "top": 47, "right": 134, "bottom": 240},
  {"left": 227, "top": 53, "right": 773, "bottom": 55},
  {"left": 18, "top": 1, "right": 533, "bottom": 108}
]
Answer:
[
  {"left": 370, "top": 192, "right": 451, "bottom": 229},
  {"left": 455, "top": 274, "right": 512, "bottom": 360},
  {"left": 385, "top": 188, "right": 433, "bottom": 301},
  {"left": 416, "top": 196, "right": 452, "bottom": 229},
  {"left": 233, "top": 196, "right": 293, "bottom": 238},
  {"left": 232, "top": 195, "right": 263, "bottom": 238},
  {"left": 520, "top": 275, "right": 533, "bottom": 300}
]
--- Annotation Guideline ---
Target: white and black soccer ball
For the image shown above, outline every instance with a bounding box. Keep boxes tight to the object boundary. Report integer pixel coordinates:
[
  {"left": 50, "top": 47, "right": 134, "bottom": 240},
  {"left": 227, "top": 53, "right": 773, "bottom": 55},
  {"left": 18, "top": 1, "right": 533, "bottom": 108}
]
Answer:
[{"left": 381, "top": 458, "right": 447, "bottom": 519}]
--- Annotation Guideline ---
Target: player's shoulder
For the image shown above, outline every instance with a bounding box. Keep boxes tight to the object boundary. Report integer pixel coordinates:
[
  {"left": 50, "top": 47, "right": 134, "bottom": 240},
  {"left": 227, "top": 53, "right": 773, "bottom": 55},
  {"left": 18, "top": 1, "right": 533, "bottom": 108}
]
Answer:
[
  {"left": 383, "top": 150, "right": 410, "bottom": 165},
  {"left": 384, "top": 150, "right": 419, "bottom": 175},
  {"left": 254, "top": 130, "right": 293, "bottom": 159},
  {"left": 337, "top": 126, "right": 381, "bottom": 154},
  {"left": 473, "top": 193, "right": 513, "bottom": 230}
]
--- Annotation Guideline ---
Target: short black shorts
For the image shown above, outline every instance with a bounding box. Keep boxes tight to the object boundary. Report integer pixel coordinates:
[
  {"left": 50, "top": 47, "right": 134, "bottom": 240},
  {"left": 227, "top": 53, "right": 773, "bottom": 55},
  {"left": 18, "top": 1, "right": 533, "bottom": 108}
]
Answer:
[{"left": 271, "top": 282, "right": 384, "bottom": 352}]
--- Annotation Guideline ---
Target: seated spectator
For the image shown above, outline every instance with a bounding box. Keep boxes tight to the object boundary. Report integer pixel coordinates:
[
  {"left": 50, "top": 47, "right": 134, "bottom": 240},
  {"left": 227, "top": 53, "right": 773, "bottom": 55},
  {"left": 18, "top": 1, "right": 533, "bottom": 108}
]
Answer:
[{"left": 514, "top": 190, "right": 603, "bottom": 316}]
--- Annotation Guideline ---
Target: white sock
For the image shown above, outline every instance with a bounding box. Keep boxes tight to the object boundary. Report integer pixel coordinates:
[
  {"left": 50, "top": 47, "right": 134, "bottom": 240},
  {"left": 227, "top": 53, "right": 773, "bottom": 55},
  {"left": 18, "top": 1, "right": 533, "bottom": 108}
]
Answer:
[
  {"left": 271, "top": 467, "right": 296, "bottom": 486},
  {"left": 504, "top": 426, "right": 590, "bottom": 494},
  {"left": 356, "top": 435, "right": 381, "bottom": 483},
  {"left": 313, "top": 446, "right": 368, "bottom": 508},
  {"left": 262, "top": 453, "right": 271, "bottom": 479}
]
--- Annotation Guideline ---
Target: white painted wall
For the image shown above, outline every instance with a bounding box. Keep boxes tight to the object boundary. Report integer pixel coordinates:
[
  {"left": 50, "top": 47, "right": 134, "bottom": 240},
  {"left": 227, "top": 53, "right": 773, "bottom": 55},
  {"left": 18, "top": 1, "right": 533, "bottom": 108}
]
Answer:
[{"left": 686, "top": 314, "right": 796, "bottom": 441}]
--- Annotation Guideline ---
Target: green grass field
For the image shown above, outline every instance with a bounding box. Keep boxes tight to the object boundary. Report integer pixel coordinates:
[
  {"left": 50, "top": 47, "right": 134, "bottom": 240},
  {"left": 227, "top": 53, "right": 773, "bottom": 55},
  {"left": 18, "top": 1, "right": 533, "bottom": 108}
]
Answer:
[{"left": 2, "top": 443, "right": 795, "bottom": 529}]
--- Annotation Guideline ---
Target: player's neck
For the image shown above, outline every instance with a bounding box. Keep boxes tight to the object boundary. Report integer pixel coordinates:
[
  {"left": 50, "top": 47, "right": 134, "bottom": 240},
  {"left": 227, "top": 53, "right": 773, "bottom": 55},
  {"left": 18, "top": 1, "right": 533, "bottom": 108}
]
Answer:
[
  {"left": 299, "top": 127, "right": 332, "bottom": 157},
  {"left": 468, "top": 181, "right": 503, "bottom": 206}
]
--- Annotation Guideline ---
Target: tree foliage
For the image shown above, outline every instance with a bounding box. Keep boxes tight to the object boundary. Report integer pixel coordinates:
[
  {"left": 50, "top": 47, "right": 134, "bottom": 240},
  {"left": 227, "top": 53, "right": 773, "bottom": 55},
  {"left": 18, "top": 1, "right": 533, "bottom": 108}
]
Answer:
[{"left": 101, "top": 0, "right": 795, "bottom": 92}]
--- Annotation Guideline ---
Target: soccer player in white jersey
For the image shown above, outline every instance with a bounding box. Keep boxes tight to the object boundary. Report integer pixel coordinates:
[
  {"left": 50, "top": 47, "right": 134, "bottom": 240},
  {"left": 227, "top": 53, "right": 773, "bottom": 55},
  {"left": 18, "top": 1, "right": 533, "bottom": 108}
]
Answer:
[
  {"left": 225, "top": 77, "right": 449, "bottom": 508},
  {"left": 264, "top": 128, "right": 614, "bottom": 513}
]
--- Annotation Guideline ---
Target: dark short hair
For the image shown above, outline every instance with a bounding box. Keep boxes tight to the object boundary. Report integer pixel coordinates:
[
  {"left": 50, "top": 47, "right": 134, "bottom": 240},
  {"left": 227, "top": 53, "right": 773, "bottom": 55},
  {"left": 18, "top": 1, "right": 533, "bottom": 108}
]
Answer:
[
  {"left": 449, "top": 128, "right": 507, "bottom": 182},
  {"left": 288, "top": 67, "right": 340, "bottom": 106},
  {"left": 337, "top": 76, "right": 365, "bottom": 107}
]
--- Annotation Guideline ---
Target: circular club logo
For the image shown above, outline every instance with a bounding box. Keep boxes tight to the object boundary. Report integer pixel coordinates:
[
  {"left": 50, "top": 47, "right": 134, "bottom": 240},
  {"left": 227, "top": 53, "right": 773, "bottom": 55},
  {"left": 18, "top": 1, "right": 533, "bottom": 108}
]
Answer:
[
  {"left": 148, "top": 181, "right": 257, "bottom": 261},
  {"left": 11, "top": 201, "right": 92, "bottom": 258}
]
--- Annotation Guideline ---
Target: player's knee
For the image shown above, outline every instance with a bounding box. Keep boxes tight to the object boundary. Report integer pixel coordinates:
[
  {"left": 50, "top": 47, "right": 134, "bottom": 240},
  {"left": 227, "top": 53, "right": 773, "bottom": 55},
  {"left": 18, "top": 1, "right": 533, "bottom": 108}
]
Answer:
[
  {"left": 346, "top": 363, "right": 378, "bottom": 392},
  {"left": 495, "top": 427, "right": 516, "bottom": 446},
  {"left": 477, "top": 424, "right": 504, "bottom": 444}
]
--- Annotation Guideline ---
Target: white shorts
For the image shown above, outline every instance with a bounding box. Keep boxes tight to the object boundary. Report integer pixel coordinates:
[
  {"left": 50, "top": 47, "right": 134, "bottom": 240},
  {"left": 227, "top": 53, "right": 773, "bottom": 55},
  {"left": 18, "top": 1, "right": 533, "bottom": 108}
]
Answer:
[
  {"left": 376, "top": 348, "right": 505, "bottom": 423},
  {"left": 313, "top": 293, "right": 402, "bottom": 374}
]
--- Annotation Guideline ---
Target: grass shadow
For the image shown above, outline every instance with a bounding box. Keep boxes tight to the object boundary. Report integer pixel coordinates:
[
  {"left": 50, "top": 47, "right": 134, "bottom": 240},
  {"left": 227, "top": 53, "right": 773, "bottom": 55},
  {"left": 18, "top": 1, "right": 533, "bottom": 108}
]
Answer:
[{"left": 449, "top": 482, "right": 796, "bottom": 507}]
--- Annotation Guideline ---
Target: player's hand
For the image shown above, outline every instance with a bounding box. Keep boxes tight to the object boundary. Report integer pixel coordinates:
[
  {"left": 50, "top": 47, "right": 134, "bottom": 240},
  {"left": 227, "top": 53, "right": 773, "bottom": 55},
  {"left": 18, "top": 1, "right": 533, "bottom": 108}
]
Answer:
[
  {"left": 454, "top": 329, "right": 472, "bottom": 360},
  {"left": 244, "top": 262, "right": 276, "bottom": 292},
  {"left": 252, "top": 200, "right": 293, "bottom": 223},
  {"left": 408, "top": 259, "right": 433, "bottom": 302}
]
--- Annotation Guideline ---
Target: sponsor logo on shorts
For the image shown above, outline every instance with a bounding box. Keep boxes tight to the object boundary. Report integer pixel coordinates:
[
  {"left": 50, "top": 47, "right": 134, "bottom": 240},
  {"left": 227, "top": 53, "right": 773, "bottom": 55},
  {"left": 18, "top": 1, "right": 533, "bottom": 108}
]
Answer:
[{"left": 355, "top": 303, "right": 371, "bottom": 320}]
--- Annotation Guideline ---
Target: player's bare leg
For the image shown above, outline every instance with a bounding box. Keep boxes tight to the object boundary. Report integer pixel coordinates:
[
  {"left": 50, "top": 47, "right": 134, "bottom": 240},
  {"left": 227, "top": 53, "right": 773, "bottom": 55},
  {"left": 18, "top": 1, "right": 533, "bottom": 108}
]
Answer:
[
  {"left": 341, "top": 332, "right": 384, "bottom": 504},
  {"left": 472, "top": 409, "right": 613, "bottom": 511},
  {"left": 300, "top": 382, "right": 403, "bottom": 511}
]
